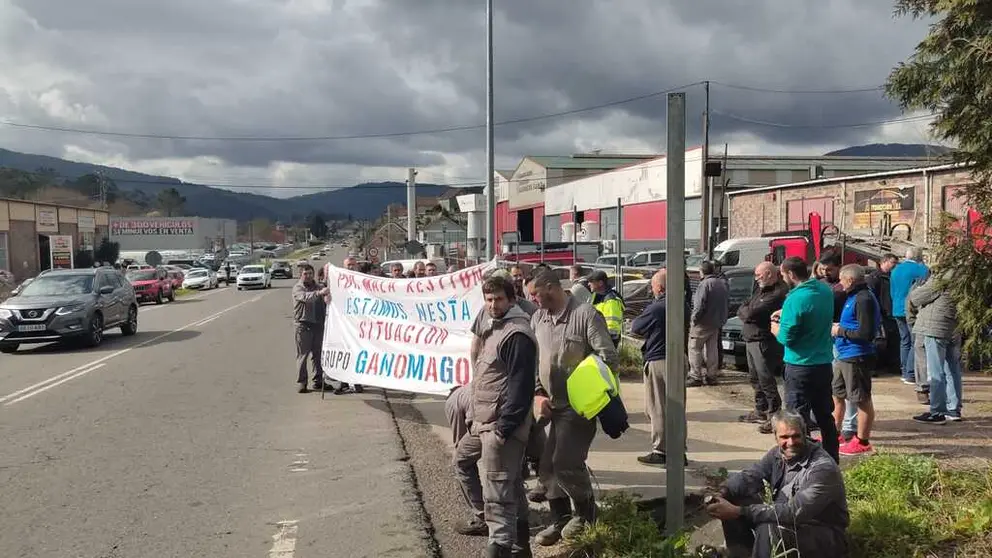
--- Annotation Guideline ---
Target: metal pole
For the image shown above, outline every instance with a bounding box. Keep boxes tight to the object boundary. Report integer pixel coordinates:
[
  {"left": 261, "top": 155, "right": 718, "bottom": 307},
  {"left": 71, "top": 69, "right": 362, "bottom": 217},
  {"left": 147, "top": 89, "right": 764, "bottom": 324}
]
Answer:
[
  {"left": 700, "top": 81, "right": 710, "bottom": 255},
  {"left": 615, "top": 197, "right": 623, "bottom": 343},
  {"left": 540, "top": 213, "right": 546, "bottom": 264},
  {"left": 571, "top": 205, "right": 578, "bottom": 263},
  {"left": 665, "top": 92, "right": 688, "bottom": 535},
  {"left": 407, "top": 168, "right": 417, "bottom": 242},
  {"left": 484, "top": 0, "right": 495, "bottom": 260}
]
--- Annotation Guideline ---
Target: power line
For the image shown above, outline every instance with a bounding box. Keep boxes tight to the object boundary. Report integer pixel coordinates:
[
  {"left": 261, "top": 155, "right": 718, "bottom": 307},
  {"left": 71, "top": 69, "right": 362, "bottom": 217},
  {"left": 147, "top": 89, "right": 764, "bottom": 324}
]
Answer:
[
  {"left": 710, "top": 81, "right": 884, "bottom": 94},
  {"left": 710, "top": 110, "right": 935, "bottom": 129},
  {"left": 0, "top": 81, "right": 707, "bottom": 142}
]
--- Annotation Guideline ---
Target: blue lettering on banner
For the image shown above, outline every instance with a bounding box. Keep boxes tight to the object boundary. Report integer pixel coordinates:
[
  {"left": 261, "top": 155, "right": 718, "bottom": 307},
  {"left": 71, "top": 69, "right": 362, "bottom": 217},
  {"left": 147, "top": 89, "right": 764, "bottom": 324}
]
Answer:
[
  {"left": 345, "top": 296, "right": 409, "bottom": 320},
  {"left": 439, "top": 356, "right": 453, "bottom": 384},
  {"left": 414, "top": 298, "right": 472, "bottom": 323},
  {"left": 407, "top": 354, "right": 425, "bottom": 381},
  {"left": 347, "top": 350, "right": 470, "bottom": 386}
]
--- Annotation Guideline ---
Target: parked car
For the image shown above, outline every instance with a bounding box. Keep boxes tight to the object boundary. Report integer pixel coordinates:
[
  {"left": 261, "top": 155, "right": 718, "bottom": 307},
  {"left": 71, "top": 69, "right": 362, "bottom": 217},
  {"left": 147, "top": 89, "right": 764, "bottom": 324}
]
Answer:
[
  {"left": 182, "top": 268, "right": 218, "bottom": 290},
  {"left": 126, "top": 267, "right": 175, "bottom": 304},
  {"left": 720, "top": 317, "right": 748, "bottom": 369},
  {"left": 270, "top": 260, "right": 293, "bottom": 279},
  {"left": 237, "top": 265, "right": 271, "bottom": 290},
  {"left": 0, "top": 267, "right": 139, "bottom": 352}
]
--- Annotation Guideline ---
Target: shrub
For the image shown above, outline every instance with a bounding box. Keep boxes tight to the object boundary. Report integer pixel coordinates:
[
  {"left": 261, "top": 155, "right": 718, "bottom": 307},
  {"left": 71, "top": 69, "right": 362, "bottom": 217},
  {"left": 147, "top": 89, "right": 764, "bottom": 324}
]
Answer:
[
  {"left": 565, "top": 492, "right": 691, "bottom": 558},
  {"left": 844, "top": 454, "right": 992, "bottom": 558},
  {"left": 617, "top": 341, "right": 643, "bottom": 378}
]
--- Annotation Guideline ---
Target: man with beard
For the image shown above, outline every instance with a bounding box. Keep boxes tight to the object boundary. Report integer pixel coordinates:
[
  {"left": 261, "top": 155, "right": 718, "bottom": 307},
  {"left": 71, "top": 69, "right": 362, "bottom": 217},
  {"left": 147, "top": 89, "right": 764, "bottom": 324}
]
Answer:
[
  {"left": 455, "top": 274, "right": 537, "bottom": 557},
  {"left": 771, "top": 257, "right": 839, "bottom": 462},
  {"left": 509, "top": 265, "right": 538, "bottom": 315},
  {"left": 292, "top": 264, "right": 329, "bottom": 393},
  {"left": 705, "top": 410, "right": 849, "bottom": 558},
  {"left": 737, "top": 262, "right": 788, "bottom": 435}
]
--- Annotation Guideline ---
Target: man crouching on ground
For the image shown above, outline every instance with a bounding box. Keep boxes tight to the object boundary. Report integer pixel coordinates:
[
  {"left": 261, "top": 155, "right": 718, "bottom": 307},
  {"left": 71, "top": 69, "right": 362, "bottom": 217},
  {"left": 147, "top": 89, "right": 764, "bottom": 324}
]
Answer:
[
  {"left": 705, "top": 410, "right": 849, "bottom": 558},
  {"left": 459, "top": 274, "right": 538, "bottom": 557}
]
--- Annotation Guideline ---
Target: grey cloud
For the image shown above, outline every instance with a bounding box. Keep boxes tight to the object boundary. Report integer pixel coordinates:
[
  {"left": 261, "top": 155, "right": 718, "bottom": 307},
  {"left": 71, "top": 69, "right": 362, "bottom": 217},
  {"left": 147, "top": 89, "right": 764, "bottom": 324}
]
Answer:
[{"left": 0, "top": 0, "right": 932, "bottom": 189}]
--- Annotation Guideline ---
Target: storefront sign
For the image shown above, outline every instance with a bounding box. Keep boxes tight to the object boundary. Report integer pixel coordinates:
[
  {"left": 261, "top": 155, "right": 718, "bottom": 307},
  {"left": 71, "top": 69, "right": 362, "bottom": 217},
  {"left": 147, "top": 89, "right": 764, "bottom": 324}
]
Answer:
[
  {"left": 320, "top": 261, "right": 495, "bottom": 396},
  {"left": 36, "top": 207, "right": 58, "bottom": 233},
  {"left": 111, "top": 218, "right": 195, "bottom": 236},
  {"left": 852, "top": 186, "right": 915, "bottom": 229},
  {"left": 49, "top": 235, "right": 74, "bottom": 269},
  {"left": 77, "top": 215, "right": 96, "bottom": 232}
]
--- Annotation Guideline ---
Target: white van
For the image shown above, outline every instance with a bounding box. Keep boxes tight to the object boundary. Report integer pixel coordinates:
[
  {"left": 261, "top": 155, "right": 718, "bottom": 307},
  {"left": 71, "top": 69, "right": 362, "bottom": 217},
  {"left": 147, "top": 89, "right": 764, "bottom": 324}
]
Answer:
[
  {"left": 627, "top": 249, "right": 692, "bottom": 267},
  {"left": 711, "top": 238, "right": 779, "bottom": 268}
]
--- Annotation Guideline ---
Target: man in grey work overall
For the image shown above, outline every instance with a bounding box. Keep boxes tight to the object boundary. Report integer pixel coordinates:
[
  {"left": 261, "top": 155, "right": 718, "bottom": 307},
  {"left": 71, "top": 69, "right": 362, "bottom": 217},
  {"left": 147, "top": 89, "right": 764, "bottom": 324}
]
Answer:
[
  {"left": 456, "top": 274, "right": 538, "bottom": 557},
  {"left": 688, "top": 261, "right": 730, "bottom": 387},
  {"left": 528, "top": 269, "right": 619, "bottom": 546},
  {"left": 293, "top": 264, "right": 329, "bottom": 393}
]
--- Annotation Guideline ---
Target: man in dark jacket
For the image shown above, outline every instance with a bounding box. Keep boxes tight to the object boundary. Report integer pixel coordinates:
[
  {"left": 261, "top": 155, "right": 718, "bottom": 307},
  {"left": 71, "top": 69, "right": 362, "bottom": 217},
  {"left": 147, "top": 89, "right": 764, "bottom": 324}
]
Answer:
[
  {"left": 457, "top": 274, "right": 537, "bottom": 557},
  {"left": 630, "top": 269, "right": 690, "bottom": 466},
  {"left": 831, "top": 265, "right": 880, "bottom": 456},
  {"left": 866, "top": 254, "right": 899, "bottom": 375},
  {"left": 737, "top": 262, "right": 788, "bottom": 434}
]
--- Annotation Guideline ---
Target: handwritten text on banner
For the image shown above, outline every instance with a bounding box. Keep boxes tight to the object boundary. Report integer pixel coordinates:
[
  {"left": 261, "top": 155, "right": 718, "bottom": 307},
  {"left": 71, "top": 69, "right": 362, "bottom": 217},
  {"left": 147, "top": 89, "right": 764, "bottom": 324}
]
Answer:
[{"left": 321, "top": 261, "right": 495, "bottom": 396}]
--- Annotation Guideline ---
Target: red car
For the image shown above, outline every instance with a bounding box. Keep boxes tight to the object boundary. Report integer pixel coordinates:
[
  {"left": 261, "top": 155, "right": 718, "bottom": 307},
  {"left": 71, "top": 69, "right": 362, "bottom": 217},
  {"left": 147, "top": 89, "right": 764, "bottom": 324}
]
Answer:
[
  {"left": 126, "top": 267, "right": 175, "bottom": 305},
  {"left": 165, "top": 270, "right": 185, "bottom": 291}
]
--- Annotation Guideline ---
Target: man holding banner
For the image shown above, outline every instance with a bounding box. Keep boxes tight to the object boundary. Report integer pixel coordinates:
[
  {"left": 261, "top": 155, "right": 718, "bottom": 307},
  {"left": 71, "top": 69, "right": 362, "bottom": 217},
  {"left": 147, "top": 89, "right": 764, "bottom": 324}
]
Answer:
[
  {"left": 293, "top": 264, "right": 329, "bottom": 393},
  {"left": 528, "top": 269, "right": 619, "bottom": 546},
  {"left": 458, "top": 274, "right": 537, "bottom": 557}
]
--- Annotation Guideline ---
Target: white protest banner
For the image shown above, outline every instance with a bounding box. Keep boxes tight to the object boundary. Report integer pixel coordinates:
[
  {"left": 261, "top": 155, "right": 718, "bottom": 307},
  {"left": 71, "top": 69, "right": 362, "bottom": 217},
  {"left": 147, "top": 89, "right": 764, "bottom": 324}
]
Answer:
[{"left": 321, "top": 261, "right": 496, "bottom": 396}]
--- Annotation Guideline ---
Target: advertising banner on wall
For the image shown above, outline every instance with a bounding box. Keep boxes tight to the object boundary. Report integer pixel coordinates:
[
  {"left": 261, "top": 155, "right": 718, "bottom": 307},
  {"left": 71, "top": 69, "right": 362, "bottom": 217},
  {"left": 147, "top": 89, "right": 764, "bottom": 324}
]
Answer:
[
  {"left": 49, "top": 235, "right": 74, "bottom": 269},
  {"left": 320, "top": 261, "right": 495, "bottom": 396},
  {"left": 36, "top": 207, "right": 58, "bottom": 233},
  {"left": 853, "top": 186, "right": 915, "bottom": 229},
  {"left": 111, "top": 218, "right": 195, "bottom": 236}
]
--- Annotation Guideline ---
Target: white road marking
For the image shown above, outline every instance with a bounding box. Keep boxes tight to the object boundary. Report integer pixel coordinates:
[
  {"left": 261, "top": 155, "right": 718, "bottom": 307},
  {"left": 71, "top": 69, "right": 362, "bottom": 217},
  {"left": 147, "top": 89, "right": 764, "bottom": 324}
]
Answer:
[
  {"left": 289, "top": 452, "right": 309, "bottom": 473},
  {"left": 269, "top": 520, "right": 299, "bottom": 557},
  {"left": 1, "top": 295, "right": 264, "bottom": 407},
  {"left": 194, "top": 315, "right": 221, "bottom": 327},
  {"left": 2, "top": 363, "right": 106, "bottom": 405}
]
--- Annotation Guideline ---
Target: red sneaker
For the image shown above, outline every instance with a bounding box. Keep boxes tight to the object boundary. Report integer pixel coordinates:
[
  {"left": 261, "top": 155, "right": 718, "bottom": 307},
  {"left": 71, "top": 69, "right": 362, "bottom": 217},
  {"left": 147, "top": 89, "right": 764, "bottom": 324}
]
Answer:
[{"left": 839, "top": 437, "right": 874, "bottom": 456}]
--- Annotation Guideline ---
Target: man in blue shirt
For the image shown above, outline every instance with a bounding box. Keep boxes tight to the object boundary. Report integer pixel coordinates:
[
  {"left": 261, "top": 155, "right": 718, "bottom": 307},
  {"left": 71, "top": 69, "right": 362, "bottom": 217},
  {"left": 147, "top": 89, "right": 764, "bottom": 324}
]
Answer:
[{"left": 889, "top": 247, "right": 929, "bottom": 384}]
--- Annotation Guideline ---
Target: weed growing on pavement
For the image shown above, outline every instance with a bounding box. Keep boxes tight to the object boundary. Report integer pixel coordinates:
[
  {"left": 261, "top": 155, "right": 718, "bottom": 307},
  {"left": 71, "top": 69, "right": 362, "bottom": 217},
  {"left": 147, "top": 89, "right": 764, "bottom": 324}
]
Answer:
[
  {"left": 617, "top": 341, "right": 643, "bottom": 378},
  {"left": 564, "top": 492, "right": 691, "bottom": 558},
  {"left": 844, "top": 454, "right": 992, "bottom": 558}
]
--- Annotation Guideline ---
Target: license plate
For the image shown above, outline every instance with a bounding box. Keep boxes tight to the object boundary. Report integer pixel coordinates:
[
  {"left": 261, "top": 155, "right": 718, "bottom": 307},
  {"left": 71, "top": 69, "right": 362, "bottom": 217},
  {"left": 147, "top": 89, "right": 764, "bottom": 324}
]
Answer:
[
  {"left": 721, "top": 340, "right": 734, "bottom": 351},
  {"left": 18, "top": 324, "right": 47, "bottom": 332}
]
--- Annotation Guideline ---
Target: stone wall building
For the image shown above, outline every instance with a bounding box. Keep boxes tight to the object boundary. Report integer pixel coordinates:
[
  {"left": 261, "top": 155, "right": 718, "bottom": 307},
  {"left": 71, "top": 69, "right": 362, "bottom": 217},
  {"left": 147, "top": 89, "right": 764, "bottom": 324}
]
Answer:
[{"left": 0, "top": 199, "right": 110, "bottom": 280}]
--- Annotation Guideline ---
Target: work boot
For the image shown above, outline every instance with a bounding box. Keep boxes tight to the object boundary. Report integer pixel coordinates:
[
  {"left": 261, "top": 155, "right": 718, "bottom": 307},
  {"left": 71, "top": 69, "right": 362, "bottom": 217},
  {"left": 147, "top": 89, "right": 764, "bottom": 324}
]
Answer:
[
  {"left": 562, "top": 498, "right": 597, "bottom": 540},
  {"left": 486, "top": 543, "right": 512, "bottom": 558},
  {"left": 534, "top": 498, "right": 571, "bottom": 546},
  {"left": 512, "top": 520, "right": 533, "bottom": 558},
  {"left": 526, "top": 483, "right": 547, "bottom": 503},
  {"left": 454, "top": 515, "right": 488, "bottom": 536}
]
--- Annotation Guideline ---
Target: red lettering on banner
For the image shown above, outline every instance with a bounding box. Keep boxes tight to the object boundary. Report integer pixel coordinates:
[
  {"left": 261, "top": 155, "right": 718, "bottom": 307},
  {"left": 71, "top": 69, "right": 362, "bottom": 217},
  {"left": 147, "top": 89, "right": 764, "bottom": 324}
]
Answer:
[
  {"left": 424, "top": 358, "right": 439, "bottom": 383},
  {"left": 356, "top": 320, "right": 450, "bottom": 346},
  {"left": 394, "top": 354, "right": 407, "bottom": 379},
  {"left": 455, "top": 358, "right": 471, "bottom": 386},
  {"left": 366, "top": 352, "right": 380, "bottom": 375}
]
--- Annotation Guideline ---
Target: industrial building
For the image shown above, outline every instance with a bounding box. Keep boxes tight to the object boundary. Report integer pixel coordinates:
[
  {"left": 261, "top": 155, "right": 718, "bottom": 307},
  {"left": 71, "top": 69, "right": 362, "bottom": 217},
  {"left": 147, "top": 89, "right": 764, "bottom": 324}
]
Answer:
[
  {"left": 492, "top": 150, "right": 941, "bottom": 255},
  {"left": 0, "top": 199, "right": 109, "bottom": 280},
  {"left": 110, "top": 216, "right": 237, "bottom": 253},
  {"left": 727, "top": 162, "right": 973, "bottom": 247}
]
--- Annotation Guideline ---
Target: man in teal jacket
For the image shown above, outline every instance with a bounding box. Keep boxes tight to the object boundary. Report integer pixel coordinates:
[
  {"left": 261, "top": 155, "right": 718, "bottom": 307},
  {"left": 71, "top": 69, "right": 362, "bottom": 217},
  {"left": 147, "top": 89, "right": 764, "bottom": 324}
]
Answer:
[{"left": 770, "top": 256, "right": 840, "bottom": 462}]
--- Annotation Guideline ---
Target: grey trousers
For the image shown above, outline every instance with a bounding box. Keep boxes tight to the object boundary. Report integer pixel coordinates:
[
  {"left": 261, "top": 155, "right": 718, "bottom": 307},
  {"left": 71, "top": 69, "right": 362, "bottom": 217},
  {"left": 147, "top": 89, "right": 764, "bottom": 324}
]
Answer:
[
  {"left": 295, "top": 323, "right": 323, "bottom": 385},
  {"left": 914, "top": 332, "right": 929, "bottom": 393},
  {"left": 644, "top": 360, "right": 667, "bottom": 453},
  {"left": 745, "top": 340, "right": 783, "bottom": 416},
  {"left": 454, "top": 431, "right": 485, "bottom": 518},
  {"left": 688, "top": 327, "right": 720, "bottom": 381},
  {"left": 480, "top": 428, "right": 529, "bottom": 548},
  {"left": 539, "top": 406, "right": 597, "bottom": 502}
]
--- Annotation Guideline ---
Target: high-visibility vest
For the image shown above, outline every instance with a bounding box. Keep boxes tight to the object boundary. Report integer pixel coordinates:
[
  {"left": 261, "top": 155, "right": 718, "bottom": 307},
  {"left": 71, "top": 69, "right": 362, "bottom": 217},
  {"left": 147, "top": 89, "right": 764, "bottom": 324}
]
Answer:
[
  {"left": 592, "top": 291, "right": 625, "bottom": 337},
  {"left": 566, "top": 354, "right": 620, "bottom": 419}
]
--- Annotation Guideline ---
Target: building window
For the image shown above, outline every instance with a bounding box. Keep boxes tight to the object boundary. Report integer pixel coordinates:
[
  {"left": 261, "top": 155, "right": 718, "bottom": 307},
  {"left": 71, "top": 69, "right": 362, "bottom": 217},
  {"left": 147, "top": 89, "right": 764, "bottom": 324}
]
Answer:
[
  {"left": 786, "top": 197, "right": 834, "bottom": 231},
  {"left": 0, "top": 232, "right": 7, "bottom": 272}
]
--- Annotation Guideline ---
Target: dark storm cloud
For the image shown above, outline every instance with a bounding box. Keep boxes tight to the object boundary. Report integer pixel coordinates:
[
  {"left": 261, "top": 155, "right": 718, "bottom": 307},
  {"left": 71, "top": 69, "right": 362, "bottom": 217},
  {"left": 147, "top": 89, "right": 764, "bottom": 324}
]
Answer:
[{"left": 0, "top": 0, "right": 931, "bottom": 179}]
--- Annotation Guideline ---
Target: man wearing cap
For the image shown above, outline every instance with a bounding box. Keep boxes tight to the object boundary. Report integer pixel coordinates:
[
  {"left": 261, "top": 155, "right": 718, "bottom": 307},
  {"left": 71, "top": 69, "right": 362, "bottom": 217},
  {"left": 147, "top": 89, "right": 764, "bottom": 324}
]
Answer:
[
  {"left": 528, "top": 269, "right": 619, "bottom": 545},
  {"left": 587, "top": 269, "right": 625, "bottom": 348}
]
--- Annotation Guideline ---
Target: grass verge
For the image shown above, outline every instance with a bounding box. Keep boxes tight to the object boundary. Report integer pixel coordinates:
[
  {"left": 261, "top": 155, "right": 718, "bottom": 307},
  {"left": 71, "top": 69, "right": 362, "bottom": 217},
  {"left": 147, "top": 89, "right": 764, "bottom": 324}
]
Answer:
[
  {"left": 845, "top": 454, "right": 992, "bottom": 558},
  {"left": 565, "top": 492, "right": 693, "bottom": 558}
]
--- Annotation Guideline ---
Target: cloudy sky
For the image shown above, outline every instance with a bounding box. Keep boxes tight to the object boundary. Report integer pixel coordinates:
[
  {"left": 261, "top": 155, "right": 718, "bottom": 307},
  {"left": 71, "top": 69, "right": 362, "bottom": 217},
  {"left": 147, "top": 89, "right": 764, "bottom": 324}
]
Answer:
[{"left": 0, "top": 0, "right": 938, "bottom": 198}]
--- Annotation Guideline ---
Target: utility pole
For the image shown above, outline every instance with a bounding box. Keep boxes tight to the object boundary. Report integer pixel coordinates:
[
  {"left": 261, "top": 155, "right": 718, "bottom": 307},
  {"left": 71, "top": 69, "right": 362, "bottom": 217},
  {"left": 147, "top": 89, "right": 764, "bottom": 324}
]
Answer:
[
  {"left": 97, "top": 171, "right": 108, "bottom": 210},
  {"left": 665, "top": 92, "right": 688, "bottom": 535},
  {"left": 484, "top": 0, "right": 496, "bottom": 260},
  {"left": 700, "top": 81, "right": 711, "bottom": 256},
  {"left": 407, "top": 168, "right": 418, "bottom": 242}
]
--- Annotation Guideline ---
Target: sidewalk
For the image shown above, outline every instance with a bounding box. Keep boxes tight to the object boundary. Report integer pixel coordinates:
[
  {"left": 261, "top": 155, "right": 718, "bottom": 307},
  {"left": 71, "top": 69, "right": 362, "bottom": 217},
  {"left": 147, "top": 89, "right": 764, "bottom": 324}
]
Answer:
[{"left": 411, "top": 369, "right": 992, "bottom": 502}]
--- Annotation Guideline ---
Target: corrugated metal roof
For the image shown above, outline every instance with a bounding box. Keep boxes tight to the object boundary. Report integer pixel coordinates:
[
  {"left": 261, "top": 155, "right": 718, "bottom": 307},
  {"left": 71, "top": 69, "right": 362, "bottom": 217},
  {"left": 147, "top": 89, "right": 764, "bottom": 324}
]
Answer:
[
  {"left": 726, "top": 162, "right": 968, "bottom": 196},
  {"left": 526, "top": 156, "right": 653, "bottom": 169},
  {"left": 723, "top": 154, "right": 944, "bottom": 170}
]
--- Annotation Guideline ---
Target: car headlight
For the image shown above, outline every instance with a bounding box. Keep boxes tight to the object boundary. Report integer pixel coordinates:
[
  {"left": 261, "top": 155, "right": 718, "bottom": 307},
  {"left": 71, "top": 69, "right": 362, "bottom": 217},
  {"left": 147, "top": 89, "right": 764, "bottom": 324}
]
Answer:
[
  {"left": 0, "top": 308, "right": 12, "bottom": 320},
  {"left": 55, "top": 303, "right": 86, "bottom": 316}
]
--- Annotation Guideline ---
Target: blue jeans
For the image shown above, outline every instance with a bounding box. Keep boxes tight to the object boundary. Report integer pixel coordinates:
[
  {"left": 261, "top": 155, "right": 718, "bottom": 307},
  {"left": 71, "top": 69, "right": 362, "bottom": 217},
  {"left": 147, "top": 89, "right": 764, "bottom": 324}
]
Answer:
[
  {"left": 895, "top": 317, "right": 915, "bottom": 382},
  {"left": 925, "top": 336, "right": 963, "bottom": 418},
  {"left": 833, "top": 346, "right": 858, "bottom": 434}
]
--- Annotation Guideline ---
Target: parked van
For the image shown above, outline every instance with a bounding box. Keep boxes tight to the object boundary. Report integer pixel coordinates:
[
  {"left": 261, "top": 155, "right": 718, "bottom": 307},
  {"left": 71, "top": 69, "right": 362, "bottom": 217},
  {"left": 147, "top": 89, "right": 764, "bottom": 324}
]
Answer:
[
  {"left": 712, "top": 237, "right": 808, "bottom": 269},
  {"left": 627, "top": 249, "right": 692, "bottom": 267}
]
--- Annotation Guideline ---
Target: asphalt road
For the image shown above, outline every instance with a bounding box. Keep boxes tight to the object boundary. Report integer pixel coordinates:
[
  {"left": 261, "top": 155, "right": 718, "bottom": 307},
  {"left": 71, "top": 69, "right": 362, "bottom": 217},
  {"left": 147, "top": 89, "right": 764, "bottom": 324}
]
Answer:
[{"left": 0, "top": 247, "right": 434, "bottom": 558}]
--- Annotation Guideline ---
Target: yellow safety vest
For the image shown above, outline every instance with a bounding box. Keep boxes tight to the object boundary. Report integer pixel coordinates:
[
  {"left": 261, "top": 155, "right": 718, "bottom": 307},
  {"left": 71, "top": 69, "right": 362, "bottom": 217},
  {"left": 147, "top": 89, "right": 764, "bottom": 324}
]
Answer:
[
  {"left": 566, "top": 354, "right": 620, "bottom": 419},
  {"left": 592, "top": 292, "right": 625, "bottom": 337}
]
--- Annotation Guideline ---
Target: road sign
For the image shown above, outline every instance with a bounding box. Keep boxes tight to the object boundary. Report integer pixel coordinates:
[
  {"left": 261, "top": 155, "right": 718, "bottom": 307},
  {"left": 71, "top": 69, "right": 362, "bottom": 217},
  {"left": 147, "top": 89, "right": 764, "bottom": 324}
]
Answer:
[
  {"left": 367, "top": 247, "right": 379, "bottom": 258},
  {"left": 145, "top": 251, "right": 163, "bottom": 266}
]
